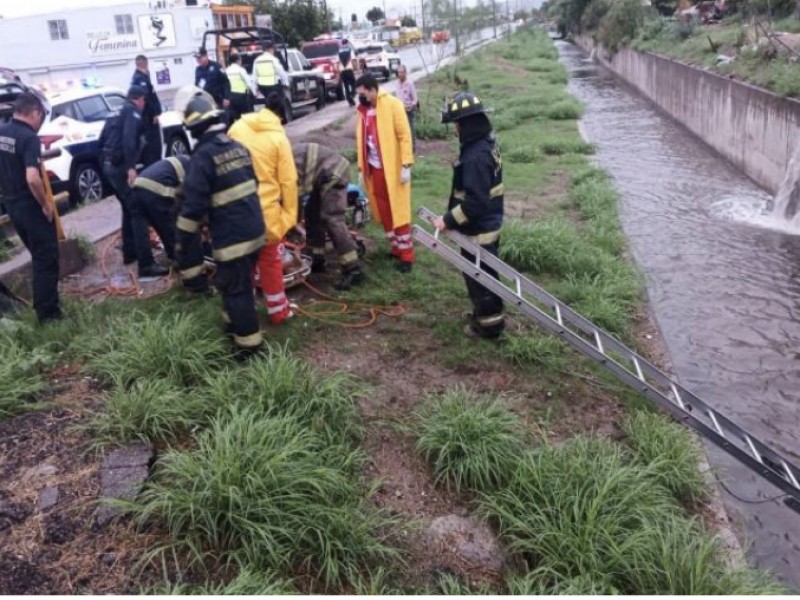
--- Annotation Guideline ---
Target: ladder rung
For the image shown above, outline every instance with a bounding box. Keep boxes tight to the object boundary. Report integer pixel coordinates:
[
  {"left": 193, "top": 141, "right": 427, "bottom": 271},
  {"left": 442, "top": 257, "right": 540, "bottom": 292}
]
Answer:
[
  {"left": 670, "top": 384, "right": 685, "bottom": 410},
  {"left": 515, "top": 276, "right": 522, "bottom": 298},
  {"left": 555, "top": 304, "right": 563, "bottom": 327},
  {"left": 745, "top": 435, "right": 763, "bottom": 465},
  {"left": 632, "top": 356, "right": 645, "bottom": 382},
  {"left": 594, "top": 331, "right": 604, "bottom": 355},
  {"left": 708, "top": 410, "right": 725, "bottom": 437},
  {"left": 784, "top": 461, "right": 800, "bottom": 489}
]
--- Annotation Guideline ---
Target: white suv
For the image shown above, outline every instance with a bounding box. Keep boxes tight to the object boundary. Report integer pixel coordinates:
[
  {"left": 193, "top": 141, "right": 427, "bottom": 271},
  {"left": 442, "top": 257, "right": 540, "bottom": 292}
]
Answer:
[
  {"left": 37, "top": 85, "right": 189, "bottom": 205},
  {"left": 356, "top": 43, "right": 401, "bottom": 81}
]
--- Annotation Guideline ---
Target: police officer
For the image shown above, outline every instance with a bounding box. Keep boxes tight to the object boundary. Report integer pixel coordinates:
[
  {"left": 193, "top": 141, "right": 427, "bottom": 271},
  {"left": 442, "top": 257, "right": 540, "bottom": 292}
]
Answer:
[
  {"left": 293, "top": 142, "right": 365, "bottom": 290},
  {"left": 434, "top": 92, "right": 505, "bottom": 338},
  {"left": 100, "top": 86, "right": 168, "bottom": 279},
  {"left": 253, "top": 40, "right": 288, "bottom": 109},
  {"left": 130, "top": 154, "right": 189, "bottom": 265},
  {"left": 225, "top": 52, "right": 255, "bottom": 123},
  {"left": 176, "top": 91, "right": 266, "bottom": 355},
  {"left": 0, "top": 92, "right": 61, "bottom": 323},
  {"left": 131, "top": 54, "right": 163, "bottom": 167},
  {"left": 339, "top": 40, "right": 357, "bottom": 107},
  {"left": 194, "top": 47, "right": 231, "bottom": 110}
]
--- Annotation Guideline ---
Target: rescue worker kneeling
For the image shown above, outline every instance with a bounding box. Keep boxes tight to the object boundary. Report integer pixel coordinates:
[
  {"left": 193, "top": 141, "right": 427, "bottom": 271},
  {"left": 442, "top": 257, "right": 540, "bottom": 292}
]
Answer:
[
  {"left": 177, "top": 92, "right": 266, "bottom": 354},
  {"left": 130, "top": 155, "right": 189, "bottom": 267},
  {"left": 294, "top": 142, "right": 365, "bottom": 290},
  {"left": 434, "top": 92, "right": 505, "bottom": 339}
]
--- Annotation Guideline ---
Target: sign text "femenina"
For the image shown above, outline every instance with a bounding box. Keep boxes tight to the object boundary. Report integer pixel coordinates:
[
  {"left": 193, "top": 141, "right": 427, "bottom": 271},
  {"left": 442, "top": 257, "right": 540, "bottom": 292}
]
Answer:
[{"left": 86, "top": 30, "right": 140, "bottom": 56}]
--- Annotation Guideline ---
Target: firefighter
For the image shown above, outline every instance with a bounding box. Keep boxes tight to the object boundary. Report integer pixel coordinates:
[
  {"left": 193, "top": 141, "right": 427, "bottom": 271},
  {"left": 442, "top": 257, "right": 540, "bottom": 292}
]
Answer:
[
  {"left": 130, "top": 54, "right": 163, "bottom": 167},
  {"left": 130, "top": 155, "right": 190, "bottom": 264},
  {"left": 225, "top": 52, "right": 255, "bottom": 123},
  {"left": 176, "top": 91, "right": 266, "bottom": 354},
  {"left": 433, "top": 92, "right": 505, "bottom": 339},
  {"left": 228, "top": 93, "right": 298, "bottom": 325},
  {"left": 253, "top": 41, "right": 288, "bottom": 112},
  {"left": 194, "top": 47, "right": 231, "bottom": 110},
  {"left": 0, "top": 92, "right": 61, "bottom": 323},
  {"left": 293, "top": 142, "right": 365, "bottom": 290}
]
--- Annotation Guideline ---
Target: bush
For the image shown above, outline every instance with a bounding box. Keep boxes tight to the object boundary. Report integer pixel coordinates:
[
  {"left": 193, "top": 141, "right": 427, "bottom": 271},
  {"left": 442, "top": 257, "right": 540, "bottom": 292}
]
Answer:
[
  {"left": 130, "top": 406, "right": 393, "bottom": 589},
  {"left": 0, "top": 333, "right": 48, "bottom": 418},
  {"left": 87, "top": 311, "right": 229, "bottom": 388},
  {"left": 622, "top": 410, "right": 708, "bottom": 505},
  {"left": 415, "top": 387, "right": 526, "bottom": 492},
  {"left": 598, "top": 0, "right": 645, "bottom": 51}
]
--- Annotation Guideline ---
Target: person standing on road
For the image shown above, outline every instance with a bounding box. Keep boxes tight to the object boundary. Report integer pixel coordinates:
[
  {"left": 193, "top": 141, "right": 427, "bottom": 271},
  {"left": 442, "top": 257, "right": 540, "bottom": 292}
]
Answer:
[
  {"left": 433, "top": 92, "right": 505, "bottom": 339},
  {"left": 228, "top": 93, "right": 298, "bottom": 325},
  {"left": 293, "top": 142, "right": 365, "bottom": 290},
  {"left": 177, "top": 92, "right": 266, "bottom": 356},
  {"left": 194, "top": 48, "right": 231, "bottom": 110},
  {"left": 0, "top": 93, "right": 61, "bottom": 323},
  {"left": 100, "top": 86, "right": 168, "bottom": 279},
  {"left": 355, "top": 73, "right": 414, "bottom": 272},
  {"left": 225, "top": 52, "right": 255, "bottom": 123},
  {"left": 339, "top": 40, "right": 357, "bottom": 107},
  {"left": 131, "top": 54, "right": 163, "bottom": 167},
  {"left": 396, "top": 65, "right": 418, "bottom": 153},
  {"left": 253, "top": 41, "right": 289, "bottom": 112}
]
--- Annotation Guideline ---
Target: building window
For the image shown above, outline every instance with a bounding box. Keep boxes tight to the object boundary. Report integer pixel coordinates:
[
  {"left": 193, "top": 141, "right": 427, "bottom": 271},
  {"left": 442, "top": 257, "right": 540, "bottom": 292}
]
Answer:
[
  {"left": 114, "top": 14, "right": 134, "bottom": 35},
  {"left": 48, "top": 20, "right": 69, "bottom": 41}
]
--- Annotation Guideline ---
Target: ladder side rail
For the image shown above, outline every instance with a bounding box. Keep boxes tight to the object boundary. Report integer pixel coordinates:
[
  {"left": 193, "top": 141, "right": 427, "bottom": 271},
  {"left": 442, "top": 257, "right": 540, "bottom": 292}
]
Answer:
[{"left": 412, "top": 224, "right": 800, "bottom": 506}]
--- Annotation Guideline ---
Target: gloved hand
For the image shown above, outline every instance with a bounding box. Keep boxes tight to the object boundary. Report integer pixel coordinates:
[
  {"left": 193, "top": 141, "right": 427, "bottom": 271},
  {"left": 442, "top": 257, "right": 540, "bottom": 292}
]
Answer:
[{"left": 401, "top": 166, "right": 411, "bottom": 184}]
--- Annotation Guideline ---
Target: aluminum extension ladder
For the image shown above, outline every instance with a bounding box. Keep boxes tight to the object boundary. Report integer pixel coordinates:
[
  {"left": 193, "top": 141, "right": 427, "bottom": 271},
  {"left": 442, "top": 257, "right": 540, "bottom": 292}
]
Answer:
[{"left": 413, "top": 206, "right": 800, "bottom": 513}]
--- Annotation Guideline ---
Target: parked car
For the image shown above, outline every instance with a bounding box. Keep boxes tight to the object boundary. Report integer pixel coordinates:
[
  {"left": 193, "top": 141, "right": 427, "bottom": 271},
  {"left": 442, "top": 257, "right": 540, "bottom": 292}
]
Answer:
[
  {"left": 281, "top": 48, "right": 326, "bottom": 122},
  {"left": 300, "top": 37, "right": 345, "bottom": 101},
  {"left": 356, "top": 43, "right": 401, "bottom": 80},
  {"left": 37, "top": 85, "right": 189, "bottom": 205}
]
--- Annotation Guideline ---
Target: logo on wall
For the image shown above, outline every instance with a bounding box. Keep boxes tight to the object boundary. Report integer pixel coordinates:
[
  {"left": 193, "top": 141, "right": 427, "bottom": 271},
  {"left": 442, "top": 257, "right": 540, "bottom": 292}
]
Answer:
[{"left": 138, "top": 13, "right": 176, "bottom": 50}]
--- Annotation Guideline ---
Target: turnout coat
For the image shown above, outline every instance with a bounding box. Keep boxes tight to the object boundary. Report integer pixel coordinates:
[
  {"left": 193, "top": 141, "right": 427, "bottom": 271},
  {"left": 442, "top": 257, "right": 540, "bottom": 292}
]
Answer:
[{"left": 355, "top": 89, "right": 414, "bottom": 227}]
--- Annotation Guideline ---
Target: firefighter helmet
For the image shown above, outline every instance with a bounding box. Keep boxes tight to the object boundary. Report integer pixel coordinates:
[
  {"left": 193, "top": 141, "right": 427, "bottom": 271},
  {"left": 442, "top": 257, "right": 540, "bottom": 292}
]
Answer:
[
  {"left": 182, "top": 93, "right": 224, "bottom": 132},
  {"left": 441, "top": 92, "right": 490, "bottom": 124}
]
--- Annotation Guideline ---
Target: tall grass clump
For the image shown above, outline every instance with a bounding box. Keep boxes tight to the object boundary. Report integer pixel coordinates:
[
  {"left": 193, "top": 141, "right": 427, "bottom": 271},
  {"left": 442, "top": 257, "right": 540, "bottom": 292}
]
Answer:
[
  {"left": 546, "top": 99, "right": 584, "bottom": 120},
  {"left": 622, "top": 410, "right": 708, "bottom": 505},
  {"left": 87, "top": 311, "right": 229, "bottom": 388},
  {"left": 501, "top": 332, "right": 568, "bottom": 371},
  {"left": 540, "top": 139, "right": 596, "bottom": 155},
  {"left": 202, "top": 346, "right": 362, "bottom": 450},
  {"left": 415, "top": 387, "right": 525, "bottom": 492},
  {"left": 153, "top": 568, "right": 294, "bottom": 594},
  {"left": 130, "top": 406, "right": 393, "bottom": 590},
  {"left": 0, "top": 333, "right": 48, "bottom": 418},
  {"left": 90, "top": 379, "right": 213, "bottom": 445}
]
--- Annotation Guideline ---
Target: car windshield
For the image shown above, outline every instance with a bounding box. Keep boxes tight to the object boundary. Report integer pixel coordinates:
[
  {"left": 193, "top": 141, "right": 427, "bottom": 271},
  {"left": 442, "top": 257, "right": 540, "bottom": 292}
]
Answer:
[
  {"left": 301, "top": 42, "right": 339, "bottom": 59},
  {"left": 364, "top": 45, "right": 383, "bottom": 54}
]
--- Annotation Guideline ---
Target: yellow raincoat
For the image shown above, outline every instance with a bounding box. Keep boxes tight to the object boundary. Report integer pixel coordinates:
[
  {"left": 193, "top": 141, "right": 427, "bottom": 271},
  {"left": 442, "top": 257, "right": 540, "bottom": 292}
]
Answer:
[
  {"left": 356, "top": 89, "right": 414, "bottom": 227},
  {"left": 228, "top": 109, "right": 298, "bottom": 243}
]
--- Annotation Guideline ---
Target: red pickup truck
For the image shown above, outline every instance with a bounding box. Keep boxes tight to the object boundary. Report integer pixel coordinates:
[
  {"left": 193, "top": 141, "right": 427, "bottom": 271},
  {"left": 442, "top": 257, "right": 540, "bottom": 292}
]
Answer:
[{"left": 301, "top": 38, "right": 345, "bottom": 101}]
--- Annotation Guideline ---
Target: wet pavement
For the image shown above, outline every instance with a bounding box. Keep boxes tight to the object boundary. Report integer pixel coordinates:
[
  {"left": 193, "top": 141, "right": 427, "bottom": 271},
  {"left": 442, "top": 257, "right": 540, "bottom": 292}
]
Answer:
[{"left": 559, "top": 40, "right": 800, "bottom": 588}]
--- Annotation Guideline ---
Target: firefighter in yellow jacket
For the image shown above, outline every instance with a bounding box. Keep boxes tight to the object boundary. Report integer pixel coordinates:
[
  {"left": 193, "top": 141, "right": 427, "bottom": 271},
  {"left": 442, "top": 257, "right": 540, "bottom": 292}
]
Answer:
[
  {"left": 355, "top": 73, "right": 414, "bottom": 272},
  {"left": 228, "top": 93, "right": 298, "bottom": 324}
]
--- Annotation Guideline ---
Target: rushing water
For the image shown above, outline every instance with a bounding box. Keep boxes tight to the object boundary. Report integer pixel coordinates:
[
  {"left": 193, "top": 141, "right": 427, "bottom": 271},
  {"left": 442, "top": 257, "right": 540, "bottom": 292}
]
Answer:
[{"left": 558, "top": 40, "right": 800, "bottom": 587}]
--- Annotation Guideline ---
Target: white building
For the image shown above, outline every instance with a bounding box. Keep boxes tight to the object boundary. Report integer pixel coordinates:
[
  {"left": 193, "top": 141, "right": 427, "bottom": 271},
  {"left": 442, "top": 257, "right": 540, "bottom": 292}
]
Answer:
[{"left": 0, "top": 0, "right": 214, "bottom": 101}]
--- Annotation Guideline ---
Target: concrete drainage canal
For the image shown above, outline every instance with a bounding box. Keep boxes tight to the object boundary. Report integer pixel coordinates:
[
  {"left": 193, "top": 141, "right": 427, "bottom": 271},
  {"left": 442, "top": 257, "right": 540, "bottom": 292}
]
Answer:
[{"left": 558, "top": 39, "right": 800, "bottom": 587}]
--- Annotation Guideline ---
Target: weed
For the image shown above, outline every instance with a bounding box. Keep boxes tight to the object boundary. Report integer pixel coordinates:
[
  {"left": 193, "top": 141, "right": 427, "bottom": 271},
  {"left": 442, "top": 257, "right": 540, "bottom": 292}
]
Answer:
[
  {"left": 130, "top": 406, "right": 394, "bottom": 590},
  {"left": 86, "top": 311, "right": 230, "bottom": 388},
  {"left": 541, "top": 139, "right": 596, "bottom": 155},
  {"left": 502, "top": 332, "right": 568, "bottom": 370},
  {"left": 505, "top": 146, "right": 541, "bottom": 164},
  {"left": 0, "top": 333, "right": 49, "bottom": 418},
  {"left": 152, "top": 568, "right": 294, "bottom": 594},
  {"left": 415, "top": 386, "right": 526, "bottom": 492},
  {"left": 546, "top": 99, "right": 584, "bottom": 120},
  {"left": 70, "top": 234, "right": 97, "bottom": 261},
  {"left": 507, "top": 570, "right": 619, "bottom": 594},
  {"left": 622, "top": 410, "right": 708, "bottom": 505}
]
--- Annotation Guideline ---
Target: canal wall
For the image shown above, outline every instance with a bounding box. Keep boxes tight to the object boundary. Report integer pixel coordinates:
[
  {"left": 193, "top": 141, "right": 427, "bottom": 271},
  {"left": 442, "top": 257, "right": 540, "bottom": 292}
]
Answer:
[{"left": 574, "top": 35, "right": 800, "bottom": 194}]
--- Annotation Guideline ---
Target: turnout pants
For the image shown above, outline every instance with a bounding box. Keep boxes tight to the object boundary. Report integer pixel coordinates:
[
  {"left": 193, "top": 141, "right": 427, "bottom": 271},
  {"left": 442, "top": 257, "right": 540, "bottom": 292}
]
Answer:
[
  {"left": 256, "top": 242, "right": 291, "bottom": 324},
  {"left": 105, "top": 162, "right": 151, "bottom": 268},
  {"left": 306, "top": 179, "right": 358, "bottom": 268},
  {"left": 217, "top": 253, "right": 263, "bottom": 349},
  {"left": 369, "top": 167, "right": 414, "bottom": 264},
  {"left": 462, "top": 239, "right": 505, "bottom": 337},
  {"left": 4, "top": 197, "right": 61, "bottom": 321},
  {"left": 129, "top": 188, "right": 177, "bottom": 264}
]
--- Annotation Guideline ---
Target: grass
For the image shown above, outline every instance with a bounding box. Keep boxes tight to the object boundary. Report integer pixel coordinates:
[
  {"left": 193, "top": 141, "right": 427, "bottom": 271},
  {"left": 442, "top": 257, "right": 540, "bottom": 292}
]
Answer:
[
  {"left": 501, "top": 332, "right": 568, "bottom": 371},
  {"left": 129, "top": 406, "right": 394, "bottom": 591},
  {"left": 153, "top": 568, "right": 294, "bottom": 594},
  {"left": 0, "top": 332, "right": 49, "bottom": 418},
  {"left": 415, "top": 387, "right": 526, "bottom": 492}
]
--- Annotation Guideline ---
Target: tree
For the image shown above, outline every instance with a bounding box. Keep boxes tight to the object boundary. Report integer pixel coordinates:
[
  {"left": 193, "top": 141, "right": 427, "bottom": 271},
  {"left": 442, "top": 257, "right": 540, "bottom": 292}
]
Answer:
[
  {"left": 366, "top": 6, "right": 385, "bottom": 22},
  {"left": 401, "top": 15, "right": 418, "bottom": 26},
  {"left": 513, "top": 8, "right": 528, "bottom": 20},
  {"left": 222, "top": 0, "right": 327, "bottom": 46}
]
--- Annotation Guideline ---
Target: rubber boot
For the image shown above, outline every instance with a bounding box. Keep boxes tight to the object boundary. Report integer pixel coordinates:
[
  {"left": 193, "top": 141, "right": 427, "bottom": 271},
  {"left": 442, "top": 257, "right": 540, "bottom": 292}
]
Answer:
[{"left": 333, "top": 264, "right": 365, "bottom": 291}]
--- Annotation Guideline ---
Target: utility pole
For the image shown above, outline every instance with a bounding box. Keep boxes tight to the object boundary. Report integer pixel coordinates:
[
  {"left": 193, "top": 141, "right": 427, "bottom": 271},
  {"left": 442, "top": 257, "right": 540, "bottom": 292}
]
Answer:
[
  {"left": 421, "top": 0, "right": 426, "bottom": 36},
  {"left": 322, "top": 0, "right": 331, "bottom": 32},
  {"left": 453, "top": 0, "right": 460, "bottom": 54},
  {"left": 492, "top": 0, "right": 497, "bottom": 38}
]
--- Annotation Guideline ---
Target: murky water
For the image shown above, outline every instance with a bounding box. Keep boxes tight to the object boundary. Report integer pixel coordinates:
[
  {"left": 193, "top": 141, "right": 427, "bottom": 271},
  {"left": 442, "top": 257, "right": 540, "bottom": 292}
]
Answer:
[{"left": 558, "top": 41, "right": 800, "bottom": 587}]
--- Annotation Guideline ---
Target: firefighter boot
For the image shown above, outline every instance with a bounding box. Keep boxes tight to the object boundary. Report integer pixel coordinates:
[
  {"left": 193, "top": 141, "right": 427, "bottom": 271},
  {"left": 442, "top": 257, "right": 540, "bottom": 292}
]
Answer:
[{"left": 333, "top": 263, "right": 365, "bottom": 291}]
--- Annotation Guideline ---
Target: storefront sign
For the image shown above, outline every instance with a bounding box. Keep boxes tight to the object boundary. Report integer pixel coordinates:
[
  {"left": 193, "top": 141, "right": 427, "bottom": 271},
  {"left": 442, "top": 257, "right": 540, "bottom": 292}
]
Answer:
[{"left": 86, "top": 30, "right": 140, "bottom": 55}]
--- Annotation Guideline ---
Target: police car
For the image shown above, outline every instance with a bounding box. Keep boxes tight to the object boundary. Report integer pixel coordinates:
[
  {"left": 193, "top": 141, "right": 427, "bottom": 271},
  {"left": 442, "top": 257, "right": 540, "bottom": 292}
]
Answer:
[{"left": 37, "top": 84, "right": 191, "bottom": 205}]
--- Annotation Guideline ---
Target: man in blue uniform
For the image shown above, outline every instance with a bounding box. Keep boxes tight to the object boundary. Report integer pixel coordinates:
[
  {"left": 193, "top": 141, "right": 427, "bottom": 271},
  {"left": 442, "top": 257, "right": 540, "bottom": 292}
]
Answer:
[
  {"left": 194, "top": 48, "right": 231, "bottom": 110},
  {"left": 434, "top": 92, "right": 505, "bottom": 338},
  {"left": 130, "top": 54, "right": 163, "bottom": 168},
  {"left": 0, "top": 93, "right": 61, "bottom": 322},
  {"left": 176, "top": 92, "right": 266, "bottom": 355},
  {"left": 100, "top": 86, "right": 168, "bottom": 279},
  {"left": 130, "top": 154, "right": 189, "bottom": 266}
]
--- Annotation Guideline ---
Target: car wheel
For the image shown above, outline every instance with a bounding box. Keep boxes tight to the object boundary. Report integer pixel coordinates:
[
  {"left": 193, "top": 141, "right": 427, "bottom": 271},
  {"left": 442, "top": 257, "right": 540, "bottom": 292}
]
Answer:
[
  {"left": 284, "top": 99, "right": 293, "bottom": 123},
  {"left": 167, "top": 133, "right": 190, "bottom": 157},
  {"left": 72, "top": 162, "right": 104, "bottom": 205},
  {"left": 335, "top": 82, "right": 345, "bottom": 101}
]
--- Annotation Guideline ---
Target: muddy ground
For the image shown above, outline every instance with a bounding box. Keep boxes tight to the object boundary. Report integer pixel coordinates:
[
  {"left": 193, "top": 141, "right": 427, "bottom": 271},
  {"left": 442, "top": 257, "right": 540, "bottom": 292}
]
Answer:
[{"left": 0, "top": 124, "right": 676, "bottom": 593}]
